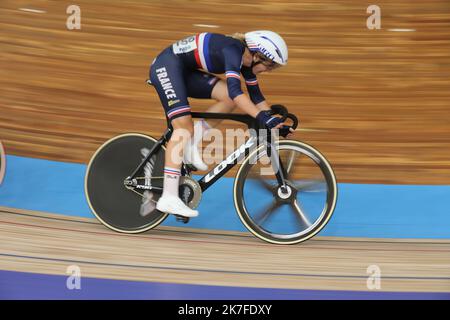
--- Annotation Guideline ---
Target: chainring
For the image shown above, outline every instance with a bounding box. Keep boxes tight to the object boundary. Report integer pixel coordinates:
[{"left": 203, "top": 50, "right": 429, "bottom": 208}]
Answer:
[{"left": 178, "top": 176, "right": 202, "bottom": 209}]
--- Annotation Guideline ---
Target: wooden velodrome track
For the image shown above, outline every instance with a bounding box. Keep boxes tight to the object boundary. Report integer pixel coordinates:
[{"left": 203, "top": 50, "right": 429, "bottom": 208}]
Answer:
[
  {"left": 1, "top": 206, "right": 449, "bottom": 292},
  {"left": 1, "top": 0, "right": 450, "bottom": 294}
]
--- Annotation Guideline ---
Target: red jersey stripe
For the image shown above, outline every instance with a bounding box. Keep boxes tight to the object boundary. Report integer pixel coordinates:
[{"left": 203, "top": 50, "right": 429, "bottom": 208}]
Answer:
[{"left": 194, "top": 34, "right": 202, "bottom": 68}]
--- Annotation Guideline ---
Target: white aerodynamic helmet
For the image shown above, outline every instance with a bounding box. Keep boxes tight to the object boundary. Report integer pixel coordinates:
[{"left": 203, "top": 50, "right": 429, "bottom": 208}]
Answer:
[{"left": 245, "top": 30, "right": 288, "bottom": 66}]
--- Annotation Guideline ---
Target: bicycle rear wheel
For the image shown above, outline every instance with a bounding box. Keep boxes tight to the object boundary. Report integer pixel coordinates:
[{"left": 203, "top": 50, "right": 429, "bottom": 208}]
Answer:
[
  {"left": 0, "top": 141, "right": 5, "bottom": 185},
  {"left": 85, "top": 133, "right": 168, "bottom": 233},
  {"left": 233, "top": 140, "right": 337, "bottom": 244}
]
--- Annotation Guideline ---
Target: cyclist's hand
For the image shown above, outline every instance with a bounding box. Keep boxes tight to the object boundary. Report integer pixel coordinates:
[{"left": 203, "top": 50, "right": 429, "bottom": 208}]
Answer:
[
  {"left": 256, "top": 110, "right": 284, "bottom": 129},
  {"left": 278, "top": 124, "right": 295, "bottom": 138}
]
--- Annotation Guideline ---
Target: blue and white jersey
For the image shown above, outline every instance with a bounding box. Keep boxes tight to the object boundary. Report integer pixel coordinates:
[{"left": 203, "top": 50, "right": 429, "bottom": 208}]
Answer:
[{"left": 172, "top": 33, "right": 265, "bottom": 104}]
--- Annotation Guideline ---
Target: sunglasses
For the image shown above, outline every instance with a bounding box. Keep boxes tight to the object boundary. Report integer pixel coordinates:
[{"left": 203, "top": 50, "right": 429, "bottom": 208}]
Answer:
[{"left": 255, "top": 52, "right": 280, "bottom": 69}]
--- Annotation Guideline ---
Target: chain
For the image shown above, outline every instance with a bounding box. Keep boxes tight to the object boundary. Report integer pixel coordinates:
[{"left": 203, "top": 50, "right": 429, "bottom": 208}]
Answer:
[{"left": 124, "top": 176, "right": 164, "bottom": 200}]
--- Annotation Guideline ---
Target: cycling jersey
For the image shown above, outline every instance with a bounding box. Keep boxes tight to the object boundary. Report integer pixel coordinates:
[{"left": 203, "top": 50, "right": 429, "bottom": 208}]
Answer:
[{"left": 149, "top": 33, "right": 265, "bottom": 121}]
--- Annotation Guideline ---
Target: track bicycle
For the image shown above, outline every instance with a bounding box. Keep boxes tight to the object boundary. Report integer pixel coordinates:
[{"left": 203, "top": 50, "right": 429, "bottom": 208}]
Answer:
[{"left": 85, "top": 104, "right": 337, "bottom": 244}]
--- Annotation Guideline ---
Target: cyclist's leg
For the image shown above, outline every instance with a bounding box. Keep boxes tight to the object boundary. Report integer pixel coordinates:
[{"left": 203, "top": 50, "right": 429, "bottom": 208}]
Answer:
[
  {"left": 208, "top": 79, "right": 237, "bottom": 127},
  {"left": 185, "top": 72, "right": 236, "bottom": 164},
  {"left": 184, "top": 70, "right": 231, "bottom": 170},
  {"left": 156, "top": 115, "right": 199, "bottom": 217},
  {"left": 149, "top": 49, "right": 198, "bottom": 217},
  {"left": 186, "top": 71, "right": 236, "bottom": 128}
]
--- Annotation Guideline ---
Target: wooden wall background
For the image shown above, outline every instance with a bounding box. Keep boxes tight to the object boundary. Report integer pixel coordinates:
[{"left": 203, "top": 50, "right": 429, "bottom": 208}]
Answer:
[{"left": 1, "top": 0, "right": 449, "bottom": 184}]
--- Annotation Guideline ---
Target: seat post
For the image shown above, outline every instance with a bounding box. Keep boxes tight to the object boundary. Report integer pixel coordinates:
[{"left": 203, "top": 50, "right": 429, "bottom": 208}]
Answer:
[
  {"left": 127, "top": 131, "right": 168, "bottom": 180},
  {"left": 162, "top": 126, "right": 173, "bottom": 143}
]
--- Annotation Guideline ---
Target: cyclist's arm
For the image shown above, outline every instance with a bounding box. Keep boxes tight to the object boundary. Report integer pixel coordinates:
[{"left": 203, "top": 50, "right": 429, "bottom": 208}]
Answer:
[
  {"left": 222, "top": 47, "right": 265, "bottom": 118},
  {"left": 232, "top": 94, "right": 261, "bottom": 118},
  {"left": 234, "top": 95, "right": 287, "bottom": 132},
  {"left": 222, "top": 46, "right": 261, "bottom": 118},
  {"left": 255, "top": 100, "right": 270, "bottom": 111},
  {"left": 241, "top": 66, "right": 269, "bottom": 111},
  {"left": 234, "top": 95, "right": 291, "bottom": 134}
]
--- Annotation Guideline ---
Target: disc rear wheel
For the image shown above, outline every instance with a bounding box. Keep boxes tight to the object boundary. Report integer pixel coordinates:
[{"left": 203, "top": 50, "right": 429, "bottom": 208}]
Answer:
[{"left": 85, "top": 133, "right": 168, "bottom": 233}]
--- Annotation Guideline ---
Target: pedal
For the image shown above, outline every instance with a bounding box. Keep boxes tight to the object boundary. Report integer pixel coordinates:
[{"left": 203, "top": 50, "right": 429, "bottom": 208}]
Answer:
[{"left": 175, "top": 215, "right": 190, "bottom": 224}]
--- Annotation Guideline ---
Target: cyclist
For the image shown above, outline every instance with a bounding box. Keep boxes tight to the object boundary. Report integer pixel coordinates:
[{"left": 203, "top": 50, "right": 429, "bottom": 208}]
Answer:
[{"left": 149, "top": 30, "right": 293, "bottom": 218}]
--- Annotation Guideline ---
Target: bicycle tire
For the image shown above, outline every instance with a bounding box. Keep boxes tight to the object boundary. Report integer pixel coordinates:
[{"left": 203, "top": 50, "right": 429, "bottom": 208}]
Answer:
[
  {"left": 233, "top": 140, "right": 337, "bottom": 245},
  {"left": 85, "top": 133, "right": 168, "bottom": 233},
  {"left": 0, "top": 141, "right": 5, "bottom": 185}
]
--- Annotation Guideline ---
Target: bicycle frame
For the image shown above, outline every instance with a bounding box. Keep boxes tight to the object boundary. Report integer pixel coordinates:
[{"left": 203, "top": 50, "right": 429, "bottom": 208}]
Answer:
[{"left": 125, "top": 112, "right": 289, "bottom": 193}]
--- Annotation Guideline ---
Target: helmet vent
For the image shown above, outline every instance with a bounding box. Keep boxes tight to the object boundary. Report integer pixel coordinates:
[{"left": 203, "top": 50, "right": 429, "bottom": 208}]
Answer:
[{"left": 261, "top": 35, "right": 283, "bottom": 61}]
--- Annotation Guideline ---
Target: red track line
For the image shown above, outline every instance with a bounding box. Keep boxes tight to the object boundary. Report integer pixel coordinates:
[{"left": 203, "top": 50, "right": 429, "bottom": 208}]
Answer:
[
  {"left": 1, "top": 219, "right": 449, "bottom": 253},
  {"left": 0, "top": 219, "right": 259, "bottom": 247}
]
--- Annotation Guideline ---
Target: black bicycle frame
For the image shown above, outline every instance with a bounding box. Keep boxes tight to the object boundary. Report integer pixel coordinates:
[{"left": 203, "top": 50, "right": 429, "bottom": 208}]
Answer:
[{"left": 127, "top": 112, "right": 289, "bottom": 193}]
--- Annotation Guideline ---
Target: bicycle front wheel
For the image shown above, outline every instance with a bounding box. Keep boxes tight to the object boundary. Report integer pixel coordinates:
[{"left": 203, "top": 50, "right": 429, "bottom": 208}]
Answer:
[
  {"left": 85, "top": 133, "right": 168, "bottom": 233},
  {"left": 233, "top": 140, "right": 337, "bottom": 245}
]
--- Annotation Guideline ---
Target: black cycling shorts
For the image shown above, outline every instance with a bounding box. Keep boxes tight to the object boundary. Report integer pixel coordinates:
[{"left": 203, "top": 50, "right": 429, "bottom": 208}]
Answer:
[{"left": 149, "top": 47, "right": 220, "bottom": 121}]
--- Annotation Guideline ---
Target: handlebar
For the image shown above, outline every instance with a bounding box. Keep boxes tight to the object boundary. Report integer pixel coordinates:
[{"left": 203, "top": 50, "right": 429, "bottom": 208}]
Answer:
[{"left": 269, "top": 104, "right": 299, "bottom": 131}]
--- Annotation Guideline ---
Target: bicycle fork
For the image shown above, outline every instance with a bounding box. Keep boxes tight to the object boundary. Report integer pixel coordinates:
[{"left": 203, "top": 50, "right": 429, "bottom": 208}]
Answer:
[{"left": 265, "top": 131, "right": 289, "bottom": 194}]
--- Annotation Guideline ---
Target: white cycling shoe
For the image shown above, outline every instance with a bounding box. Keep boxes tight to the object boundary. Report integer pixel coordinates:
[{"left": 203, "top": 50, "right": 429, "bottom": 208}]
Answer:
[
  {"left": 183, "top": 142, "right": 208, "bottom": 171},
  {"left": 156, "top": 194, "right": 199, "bottom": 218}
]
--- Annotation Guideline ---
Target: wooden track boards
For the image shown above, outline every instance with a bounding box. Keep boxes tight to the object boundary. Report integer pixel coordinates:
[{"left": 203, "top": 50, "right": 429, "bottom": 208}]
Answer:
[{"left": 1, "top": 207, "right": 449, "bottom": 293}]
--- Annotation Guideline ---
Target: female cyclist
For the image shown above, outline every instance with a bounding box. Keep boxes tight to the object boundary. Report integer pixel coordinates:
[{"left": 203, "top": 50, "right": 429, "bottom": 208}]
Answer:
[{"left": 149, "top": 30, "right": 292, "bottom": 218}]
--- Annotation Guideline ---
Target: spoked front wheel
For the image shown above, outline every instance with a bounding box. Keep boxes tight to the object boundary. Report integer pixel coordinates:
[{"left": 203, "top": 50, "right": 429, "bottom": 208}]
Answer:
[
  {"left": 85, "top": 133, "right": 168, "bottom": 233},
  {"left": 234, "top": 140, "right": 337, "bottom": 245}
]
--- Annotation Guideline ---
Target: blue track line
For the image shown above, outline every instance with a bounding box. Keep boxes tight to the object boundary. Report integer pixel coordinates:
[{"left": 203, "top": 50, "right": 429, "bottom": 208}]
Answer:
[
  {"left": 1, "top": 155, "right": 449, "bottom": 238},
  {"left": 1, "top": 270, "right": 449, "bottom": 300}
]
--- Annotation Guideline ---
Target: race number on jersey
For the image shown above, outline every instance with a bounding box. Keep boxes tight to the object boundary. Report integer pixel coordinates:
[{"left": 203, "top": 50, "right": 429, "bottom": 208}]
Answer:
[{"left": 172, "top": 36, "right": 197, "bottom": 54}]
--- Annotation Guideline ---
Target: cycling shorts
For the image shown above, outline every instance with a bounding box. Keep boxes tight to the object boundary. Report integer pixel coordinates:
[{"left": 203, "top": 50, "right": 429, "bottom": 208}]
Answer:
[{"left": 149, "top": 47, "right": 220, "bottom": 121}]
